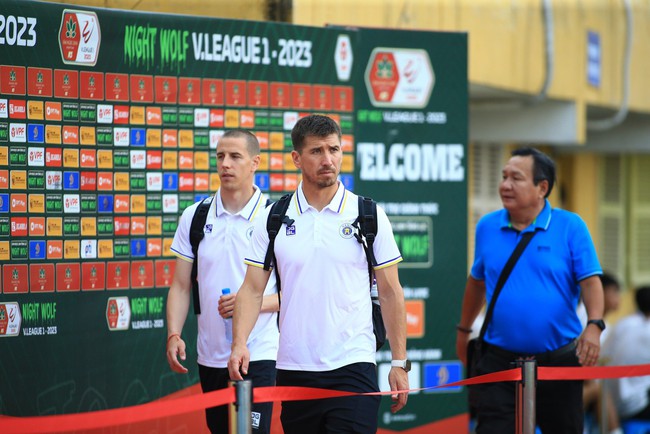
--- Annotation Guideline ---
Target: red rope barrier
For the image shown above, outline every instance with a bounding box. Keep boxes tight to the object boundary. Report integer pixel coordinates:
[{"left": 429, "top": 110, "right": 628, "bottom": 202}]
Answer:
[{"left": 2, "top": 364, "right": 649, "bottom": 433}]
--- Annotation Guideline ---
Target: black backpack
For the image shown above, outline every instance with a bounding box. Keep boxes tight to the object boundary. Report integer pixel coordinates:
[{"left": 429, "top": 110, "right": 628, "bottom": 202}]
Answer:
[
  {"left": 262, "top": 193, "right": 387, "bottom": 351},
  {"left": 188, "top": 196, "right": 272, "bottom": 315}
]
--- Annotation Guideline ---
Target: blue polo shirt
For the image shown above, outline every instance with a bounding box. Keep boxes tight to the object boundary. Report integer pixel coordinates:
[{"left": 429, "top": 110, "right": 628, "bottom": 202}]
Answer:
[{"left": 471, "top": 200, "right": 602, "bottom": 354}]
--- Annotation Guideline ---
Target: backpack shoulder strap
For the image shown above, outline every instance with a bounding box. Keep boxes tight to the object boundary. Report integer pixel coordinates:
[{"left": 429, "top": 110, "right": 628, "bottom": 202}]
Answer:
[
  {"left": 189, "top": 197, "right": 212, "bottom": 315},
  {"left": 354, "top": 196, "right": 378, "bottom": 288},
  {"left": 263, "top": 193, "right": 293, "bottom": 271},
  {"left": 356, "top": 196, "right": 378, "bottom": 266}
]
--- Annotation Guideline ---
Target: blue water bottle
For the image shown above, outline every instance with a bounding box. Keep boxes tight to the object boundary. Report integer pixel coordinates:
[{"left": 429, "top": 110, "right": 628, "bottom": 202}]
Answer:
[{"left": 221, "top": 288, "right": 233, "bottom": 343}]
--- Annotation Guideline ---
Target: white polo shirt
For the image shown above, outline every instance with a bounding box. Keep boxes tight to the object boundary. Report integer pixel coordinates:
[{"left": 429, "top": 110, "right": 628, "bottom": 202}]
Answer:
[
  {"left": 245, "top": 182, "right": 402, "bottom": 371},
  {"left": 171, "top": 186, "right": 279, "bottom": 368}
]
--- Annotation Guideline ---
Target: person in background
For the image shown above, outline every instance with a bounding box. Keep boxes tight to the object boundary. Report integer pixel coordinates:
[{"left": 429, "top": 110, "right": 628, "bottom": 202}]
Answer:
[
  {"left": 602, "top": 286, "right": 650, "bottom": 423},
  {"left": 579, "top": 272, "right": 622, "bottom": 434},
  {"left": 165, "top": 130, "right": 279, "bottom": 434},
  {"left": 456, "top": 147, "right": 605, "bottom": 434},
  {"left": 228, "top": 114, "right": 409, "bottom": 433}
]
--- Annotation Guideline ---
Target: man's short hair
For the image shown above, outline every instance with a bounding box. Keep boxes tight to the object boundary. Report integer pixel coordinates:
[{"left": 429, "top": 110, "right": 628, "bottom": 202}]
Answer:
[
  {"left": 600, "top": 272, "right": 620, "bottom": 291},
  {"left": 291, "top": 114, "right": 341, "bottom": 153},
  {"left": 635, "top": 286, "right": 650, "bottom": 315},
  {"left": 220, "top": 129, "right": 260, "bottom": 156},
  {"left": 511, "top": 147, "right": 556, "bottom": 198}
]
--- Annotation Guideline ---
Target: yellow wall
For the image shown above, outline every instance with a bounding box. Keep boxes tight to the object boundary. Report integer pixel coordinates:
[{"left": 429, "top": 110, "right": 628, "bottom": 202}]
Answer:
[
  {"left": 44, "top": 0, "right": 268, "bottom": 20},
  {"left": 293, "top": 0, "right": 650, "bottom": 113}
]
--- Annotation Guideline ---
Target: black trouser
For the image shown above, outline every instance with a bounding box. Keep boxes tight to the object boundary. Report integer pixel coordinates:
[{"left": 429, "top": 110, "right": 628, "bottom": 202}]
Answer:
[
  {"left": 277, "top": 362, "right": 381, "bottom": 434},
  {"left": 198, "top": 361, "right": 276, "bottom": 434},
  {"left": 473, "top": 340, "right": 583, "bottom": 434}
]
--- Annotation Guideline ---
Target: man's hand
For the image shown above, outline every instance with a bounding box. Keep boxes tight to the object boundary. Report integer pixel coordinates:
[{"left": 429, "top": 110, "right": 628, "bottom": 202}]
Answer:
[
  {"left": 218, "top": 292, "right": 236, "bottom": 319},
  {"left": 456, "top": 331, "right": 471, "bottom": 365},
  {"left": 166, "top": 335, "right": 189, "bottom": 374},
  {"left": 388, "top": 367, "right": 409, "bottom": 413},
  {"left": 577, "top": 325, "right": 601, "bottom": 366},
  {"left": 228, "top": 343, "right": 250, "bottom": 381}
]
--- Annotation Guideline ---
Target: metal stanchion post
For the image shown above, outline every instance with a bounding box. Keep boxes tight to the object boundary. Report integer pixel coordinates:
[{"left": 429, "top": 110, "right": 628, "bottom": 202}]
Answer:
[
  {"left": 521, "top": 359, "right": 537, "bottom": 434},
  {"left": 232, "top": 380, "right": 252, "bottom": 434}
]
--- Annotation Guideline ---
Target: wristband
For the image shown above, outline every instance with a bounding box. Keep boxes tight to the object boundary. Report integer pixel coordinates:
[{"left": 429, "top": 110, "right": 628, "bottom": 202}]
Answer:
[
  {"left": 456, "top": 324, "right": 472, "bottom": 334},
  {"left": 167, "top": 333, "right": 181, "bottom": 343}
]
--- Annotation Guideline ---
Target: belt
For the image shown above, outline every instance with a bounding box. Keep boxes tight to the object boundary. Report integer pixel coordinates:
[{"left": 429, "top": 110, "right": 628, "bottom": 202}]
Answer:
[{"left": 485, "top": 339, "right": 578, "bottom": 365}]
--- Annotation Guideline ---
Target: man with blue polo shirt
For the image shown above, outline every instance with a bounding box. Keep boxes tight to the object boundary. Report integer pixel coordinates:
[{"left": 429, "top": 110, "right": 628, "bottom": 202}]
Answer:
[
  {"left": 228, "top": 114, "right": 409, "bottom": 433},
  {"left": 456, "top": 147, "right": 605, "bottom": 434}
]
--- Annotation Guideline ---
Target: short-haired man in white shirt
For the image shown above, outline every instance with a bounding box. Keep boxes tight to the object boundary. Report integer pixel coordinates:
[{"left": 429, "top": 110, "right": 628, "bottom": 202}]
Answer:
[
  {"left": 166, "top": 130, "right": 279, "bottom": 434},
  {"left": 228, "top": 114, "right": 409, "bottom": 433}
]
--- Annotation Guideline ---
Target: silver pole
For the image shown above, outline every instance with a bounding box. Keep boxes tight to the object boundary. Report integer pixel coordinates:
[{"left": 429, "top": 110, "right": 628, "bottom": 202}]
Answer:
[
  {"left": 521, "top": 360, "right": 537, "bottom": 434},
  {"left": 234, "top": 380, "right": 253, "bottom": 434}
]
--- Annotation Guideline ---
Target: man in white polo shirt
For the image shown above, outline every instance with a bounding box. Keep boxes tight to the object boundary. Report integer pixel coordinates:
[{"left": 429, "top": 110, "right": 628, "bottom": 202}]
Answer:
[
  {"left": 228, "top": 114, "right": 409, "bottom": 433},
  {"left": 166, "top": 129, "right": 279, "bottom": 434}
]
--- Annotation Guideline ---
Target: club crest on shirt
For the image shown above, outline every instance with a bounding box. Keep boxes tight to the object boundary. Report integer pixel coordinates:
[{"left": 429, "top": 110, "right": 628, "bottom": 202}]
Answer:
[
  {"left": 286, "top": 224, "right": 296, "bottom": 236},
  {"left": 339, "top": 222, "right": 355, "bottom": 239},
  {"left": 204, "top": 224, "right": 212, "bottom": 234},
  {"left": 246, "top": 226, "right": 254, "bottom": 240}
]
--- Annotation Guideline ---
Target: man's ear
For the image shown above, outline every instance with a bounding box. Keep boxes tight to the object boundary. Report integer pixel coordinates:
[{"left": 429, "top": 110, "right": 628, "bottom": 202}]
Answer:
[
  {"left": 539, "top": 179, "right": 549, "bottom": 197},
  {"left": 291, "top": 150, "right": 301, "bottom": 170}
]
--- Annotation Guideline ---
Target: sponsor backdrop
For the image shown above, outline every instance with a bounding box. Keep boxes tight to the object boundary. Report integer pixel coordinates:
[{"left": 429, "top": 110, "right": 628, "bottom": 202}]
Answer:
[{"left": 0, "top": 1, "right": 467, "bottom": 431}]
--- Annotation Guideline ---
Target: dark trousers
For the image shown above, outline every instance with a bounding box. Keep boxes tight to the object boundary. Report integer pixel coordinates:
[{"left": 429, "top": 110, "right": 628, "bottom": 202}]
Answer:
[
  {"left": 473, "top": 341, "right": 583, "bottom": 434},
  {"left": 198, "top": 360, "right": 276, "bottom": 434},
  {"left": 277, "top": 362, "right": 381, "bottom": 434}
]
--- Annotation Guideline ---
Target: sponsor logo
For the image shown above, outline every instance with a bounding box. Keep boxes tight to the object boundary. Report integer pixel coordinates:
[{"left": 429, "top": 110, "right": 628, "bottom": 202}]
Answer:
[
  {"left": 80, "top": 239, "right": 97, "bottom": 259},
  {"left": 113, "top": 127, "right": 129, "bottom": 146},
  {"left": 195, "top": 173, "right": 210, "bottom": 191},
  {"left": 147, "top": 216, "right": 162, "bottom": 235},
  {"left": 162, "top": 151, "right": 177, "bottom": 169},
  {"left": 29, "top": 217, "right": 46, "bottom": 236},
  {"left": 81, "top": 217, "right": 97, "bottom": 236},
  {"left": 97, "top": 150, "right": 113, "bottom": 169},
  {"left": 179, "top": 173, "right": 194, "bottom": 191},
  {"left": 97, "top": 104, "right": 113, "bottom": 123},
  {"left": 130, "top": 150, "right": 146, "bottom": 169},
  {"left": 45, "top": 125, "right": 62, "bottom": 144},
  {"left": 146, "top": 107, "right": 162, "bottom": 125},
  {"left": 11, "top": 172, "right": 27, "bottom": 190},
  {"left": 114, "top": 194, "right": 130, "bottom": 213},
  {"left": 131, "top": 128, "right": 145, "bottom": 146},
  {"left": 0, "top": 99, "right": 7, "bottom": 118},
  {"left": 80, "top": 126, "right": 96, "bottom": 145},
  {"left": 63, "top": 148, "right": 79, "bottom": 167},
  {"left": 146, "top": 150, "right": 162, "bottom": 169},
  {"left": 162, "top": 194, "right": 178, "bottom": 213},
  {"left": 80, "top": 149, "right": 96, "bottom": 167},
  {"left": 98, "top": 239, "right": 113, "bottom": 258},
  {"left": 11, "top": 217, "right": 28, "bottom": 236},
  {"left": 63, "top": 194, "right": 81, "bottom": 213},
  {"left": 97, "top": 194, "right": 114, "bottom": 213},
  {"left": 130, "top": 194, "right": 146, "bottom": 213},
  {"left": 28, "top": 147, "right": 45, "bottom": 166},
  {"left": 179, "top": 129, "right": 193, "bottom": 148},
  {"left": 210, "top": 130, "right": 223, "bottom": 149},
  {"left": 178, "top": 151, "right": 194, "bottom": 169},
  {"left": 162, "top": 129, "right": 177, "bottom": 147},
  {"left": 146, "top": 128, "right": 162, "bottom": 147},
  {"left": 46, "top": 171, "right": 63, "bottom": 190},
  {"left": 113, "top": 172, "right": 130, "bottom": 191},
  {"left": 47, "top": 240, "right": 63, "bottom": 259},
  {"left": 130, "top": 106, "right": 145, "bottom": 125},
  {"left": 63, "top": 239, "right": 80, "bottom": 259},
  {"left": 29, "top": 240, "right": 47, "bottom": 260},
  {"left": 10, "top": 123, "right": 27, "bottom": 143},
  {"left": 58, "top": 10, "right": 101, "bottom": 66},
  {"left": 29, "top": 194, "right": 45, "bottom": 213},
  {"left": 10, "top": 194, "right": 28, "bottom": 212},
  {"left": 146, "top": 172, "right": 162, "bottom": 191},
  {"left": 194, "top": 108, "right": 209, "bottom": 127},
  {"left": 27, "top": 101, "right": 45, "bottom": 120},
  {"left": 162, "top": 173, "right": 178, "bottom": 191},
  {"left": 114, "top": 216, "right": 130, "bottom": 235},
  {"left": 47, "top": 217, "right": 63, "bottom": 237},
  {"left": 113, "top": 105, "right": 129, "bottom": 124},
  {"left": 97, "top": 172, "right": 113, "bottom": 190},
  {"left": 80, "top": 171, "right": 97, "bottom": 191},
  {"left": 9, "top": 100, "right": 27, "bottom": 119},
  {"left": 131, "top": 216, "right": 146, "bottom": 235},
  {"left": 194, "top": 151, "right": 209, "bottom": 170},
  {"left": 62, "top": 125, "right": 79, "bottom": 144},
  {"left": 27, "top": 124, "right": 44, "bottom": 144},
  {"left": 0, "top": 170, "right": 7, "bottom": 189},
  {"left": 45, "top": 102, "right": 63, "bottom": 121}
]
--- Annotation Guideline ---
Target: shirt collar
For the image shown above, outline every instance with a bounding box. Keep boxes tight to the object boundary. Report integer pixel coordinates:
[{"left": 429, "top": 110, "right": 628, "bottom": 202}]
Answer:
[
  {"left": 500, "top": 198, "right": 552, "bottom": 232},
  {"left": 215, "top": 185, "right": 264, "bottom": 221},
  {"left": 295, "top": 181, "right": 348, "bottom": 215}
]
